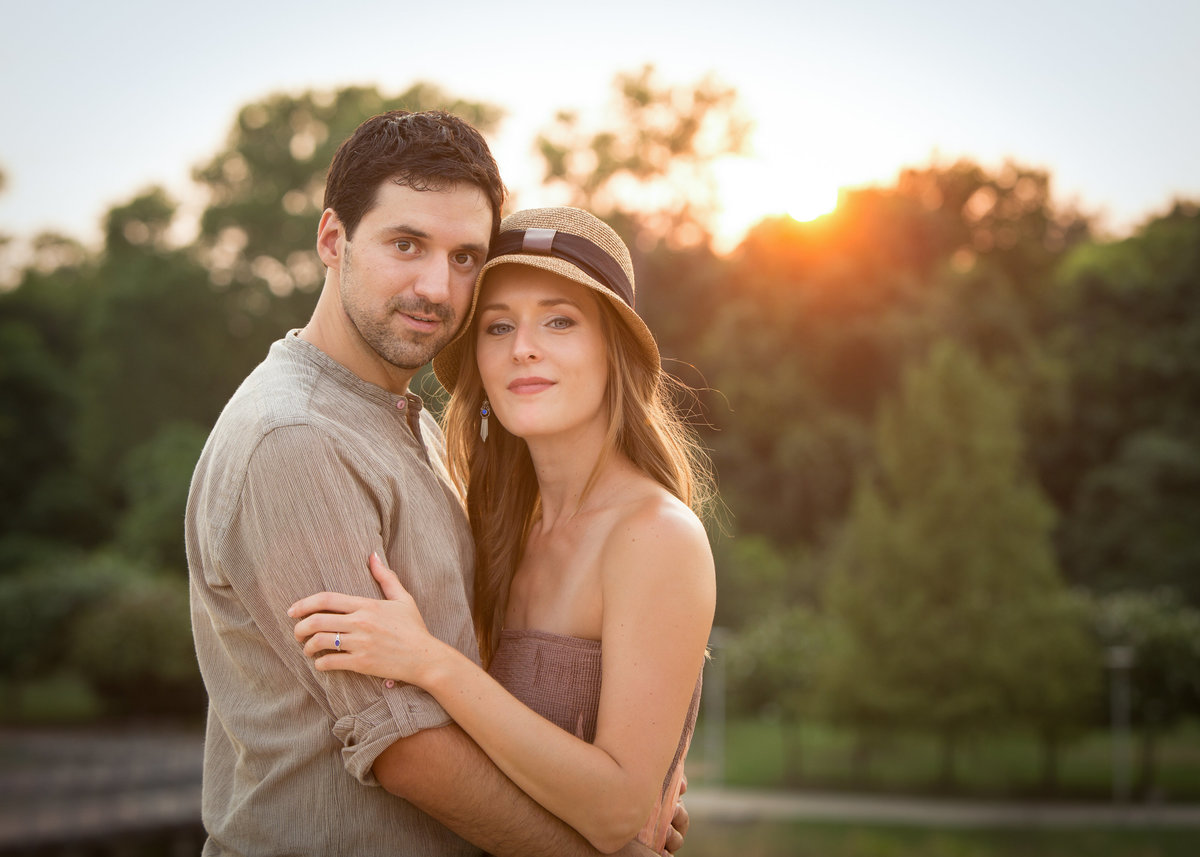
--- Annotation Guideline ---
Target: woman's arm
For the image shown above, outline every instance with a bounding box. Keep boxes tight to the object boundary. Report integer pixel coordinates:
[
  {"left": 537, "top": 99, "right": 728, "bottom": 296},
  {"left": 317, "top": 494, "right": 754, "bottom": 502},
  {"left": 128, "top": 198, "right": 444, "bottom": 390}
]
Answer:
[{"left": 288, "top": 502, "right": 714, "bottom": 854}]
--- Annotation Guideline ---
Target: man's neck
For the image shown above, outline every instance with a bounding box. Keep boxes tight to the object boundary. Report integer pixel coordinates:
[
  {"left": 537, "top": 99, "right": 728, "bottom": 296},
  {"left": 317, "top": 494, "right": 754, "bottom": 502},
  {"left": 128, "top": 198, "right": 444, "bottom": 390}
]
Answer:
[{"left": 299, "top": 287, "right": 416, "bottom": 396}]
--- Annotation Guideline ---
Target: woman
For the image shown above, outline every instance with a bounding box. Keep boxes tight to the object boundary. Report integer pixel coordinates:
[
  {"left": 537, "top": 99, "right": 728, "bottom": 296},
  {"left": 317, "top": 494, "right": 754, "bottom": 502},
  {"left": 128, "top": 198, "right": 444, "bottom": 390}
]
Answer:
[{"left": 289, "top": 208, "right": 715, "bottom": 854}]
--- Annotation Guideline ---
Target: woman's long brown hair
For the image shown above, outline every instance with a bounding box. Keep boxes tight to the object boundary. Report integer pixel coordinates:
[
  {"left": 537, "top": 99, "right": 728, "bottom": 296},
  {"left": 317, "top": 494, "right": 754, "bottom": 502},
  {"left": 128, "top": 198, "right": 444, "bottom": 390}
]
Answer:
[{"left": 443, "top": 292, "right": 716, "bottom": 667}]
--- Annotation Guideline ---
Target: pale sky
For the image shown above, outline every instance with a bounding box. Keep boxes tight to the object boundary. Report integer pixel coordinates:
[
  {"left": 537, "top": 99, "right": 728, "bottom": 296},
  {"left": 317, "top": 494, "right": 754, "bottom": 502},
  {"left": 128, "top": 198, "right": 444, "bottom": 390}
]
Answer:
[{"left": 2, "top": 0, "right": 1197, "bottom": 261}]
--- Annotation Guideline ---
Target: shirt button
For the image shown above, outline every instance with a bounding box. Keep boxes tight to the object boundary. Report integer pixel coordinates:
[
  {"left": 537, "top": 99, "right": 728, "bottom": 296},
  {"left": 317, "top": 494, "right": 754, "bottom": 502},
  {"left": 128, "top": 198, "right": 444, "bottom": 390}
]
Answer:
[
  {"left": 384, "top": 679, "right": 396, "bottom": 688},
  {"left": 395, "top": 399, "right": 406, "bottom": 410}
]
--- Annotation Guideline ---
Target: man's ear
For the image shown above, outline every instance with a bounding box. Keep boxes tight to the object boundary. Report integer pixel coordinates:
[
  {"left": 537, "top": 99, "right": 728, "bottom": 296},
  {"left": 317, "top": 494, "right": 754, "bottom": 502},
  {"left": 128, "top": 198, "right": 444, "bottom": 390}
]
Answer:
[{"left": 316, "top": 208, "right": 344, "bottom": 268}]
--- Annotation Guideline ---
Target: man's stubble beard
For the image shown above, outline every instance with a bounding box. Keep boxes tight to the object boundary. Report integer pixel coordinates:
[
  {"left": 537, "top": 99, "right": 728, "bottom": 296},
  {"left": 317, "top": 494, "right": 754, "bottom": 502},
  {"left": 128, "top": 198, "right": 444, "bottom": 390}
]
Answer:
[{"left": 339, "top": 244, "right": 460, "bottom": 371}]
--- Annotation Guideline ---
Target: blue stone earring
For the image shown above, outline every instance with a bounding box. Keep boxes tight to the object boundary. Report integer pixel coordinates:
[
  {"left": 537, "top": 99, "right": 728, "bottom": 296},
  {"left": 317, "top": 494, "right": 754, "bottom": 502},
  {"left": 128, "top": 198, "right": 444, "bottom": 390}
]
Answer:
[{"left": 480, "top": 399, "right": 490, "bottom": 442}]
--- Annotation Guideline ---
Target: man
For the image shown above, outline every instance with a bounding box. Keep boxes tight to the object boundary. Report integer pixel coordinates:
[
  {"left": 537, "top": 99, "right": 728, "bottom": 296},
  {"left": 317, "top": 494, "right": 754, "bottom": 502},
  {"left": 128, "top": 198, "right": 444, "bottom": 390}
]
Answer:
[{"left": 186, "top": 111, "right": 681, "bottom": 856}]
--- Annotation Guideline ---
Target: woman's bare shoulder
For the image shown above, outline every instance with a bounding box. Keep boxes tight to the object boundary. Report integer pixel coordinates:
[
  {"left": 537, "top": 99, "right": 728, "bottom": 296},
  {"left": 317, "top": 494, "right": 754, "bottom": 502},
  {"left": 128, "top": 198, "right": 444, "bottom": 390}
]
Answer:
[{"left": 600, "top": 480, "right": 714, "bottom": 586}]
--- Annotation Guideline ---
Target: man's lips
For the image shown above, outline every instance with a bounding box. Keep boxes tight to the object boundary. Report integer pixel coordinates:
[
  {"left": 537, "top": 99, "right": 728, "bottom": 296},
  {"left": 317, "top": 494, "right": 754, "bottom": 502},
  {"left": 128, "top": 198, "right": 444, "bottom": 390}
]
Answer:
[
  {"left": 398, "top": 311, "right": 442, "bottom": 331},
  {"left": 508, "top": 377, "right": 555, "bottom": 394}
]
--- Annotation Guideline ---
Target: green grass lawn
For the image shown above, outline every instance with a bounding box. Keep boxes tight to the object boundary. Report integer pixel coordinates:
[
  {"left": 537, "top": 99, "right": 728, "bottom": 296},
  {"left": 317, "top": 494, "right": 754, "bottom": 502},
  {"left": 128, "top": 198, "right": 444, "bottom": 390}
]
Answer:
[
  {"left": 688, "top": 716, "right": 1200, "bottom": 802},
  {"left": 683, "top": 820, "right": 1200, "bottom": 857}
]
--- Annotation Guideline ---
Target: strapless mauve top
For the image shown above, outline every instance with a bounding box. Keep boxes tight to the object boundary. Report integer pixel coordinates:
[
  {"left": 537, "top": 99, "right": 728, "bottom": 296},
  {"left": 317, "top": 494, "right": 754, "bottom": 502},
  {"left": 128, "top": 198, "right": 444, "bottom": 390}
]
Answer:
[{"left": 487, "top": 628, "right": 701, "bottom": 851}]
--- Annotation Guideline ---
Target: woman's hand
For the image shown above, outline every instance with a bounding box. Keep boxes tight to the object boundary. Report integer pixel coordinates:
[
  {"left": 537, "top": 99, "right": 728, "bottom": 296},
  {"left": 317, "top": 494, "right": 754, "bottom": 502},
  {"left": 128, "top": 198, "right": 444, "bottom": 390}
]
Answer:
[{"left": 288, "top": 553, "right": 441, "bottom": 684}]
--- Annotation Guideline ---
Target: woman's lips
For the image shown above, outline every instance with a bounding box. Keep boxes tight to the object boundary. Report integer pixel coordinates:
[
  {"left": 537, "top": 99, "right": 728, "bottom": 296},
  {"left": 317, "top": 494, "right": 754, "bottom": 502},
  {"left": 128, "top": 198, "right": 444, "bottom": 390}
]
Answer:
[{"left": 508, "top": 377, "right": 555, "bottom": 394}]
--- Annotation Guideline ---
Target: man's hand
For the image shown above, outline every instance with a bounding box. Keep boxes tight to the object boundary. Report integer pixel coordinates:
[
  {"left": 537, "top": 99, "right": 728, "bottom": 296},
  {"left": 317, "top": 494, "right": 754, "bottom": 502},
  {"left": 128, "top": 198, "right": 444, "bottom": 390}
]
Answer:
[{"left": 664, "top": 773, "right": 689, "bottom": 855}]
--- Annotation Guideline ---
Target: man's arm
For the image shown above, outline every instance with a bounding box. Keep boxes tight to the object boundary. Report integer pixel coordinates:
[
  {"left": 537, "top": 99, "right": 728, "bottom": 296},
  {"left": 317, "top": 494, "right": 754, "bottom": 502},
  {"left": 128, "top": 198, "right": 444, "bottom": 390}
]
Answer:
[{"left": 375, "top": 724, "right": 660, "bottom": 857}]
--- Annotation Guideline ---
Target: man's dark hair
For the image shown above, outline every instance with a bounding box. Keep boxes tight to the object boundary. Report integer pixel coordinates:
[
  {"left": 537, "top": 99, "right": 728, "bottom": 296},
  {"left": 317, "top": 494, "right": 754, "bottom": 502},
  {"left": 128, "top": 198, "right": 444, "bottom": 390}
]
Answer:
[{"left": 324, "top": 110, "right": 507, "bottom": 240}]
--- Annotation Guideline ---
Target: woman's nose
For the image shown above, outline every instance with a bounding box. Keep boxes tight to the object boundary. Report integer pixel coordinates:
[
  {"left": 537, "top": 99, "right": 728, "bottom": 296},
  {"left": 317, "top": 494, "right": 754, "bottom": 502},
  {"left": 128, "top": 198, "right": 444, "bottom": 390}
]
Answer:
[{"left": 510, "top": 326, "right": 540, "bottom": 363}]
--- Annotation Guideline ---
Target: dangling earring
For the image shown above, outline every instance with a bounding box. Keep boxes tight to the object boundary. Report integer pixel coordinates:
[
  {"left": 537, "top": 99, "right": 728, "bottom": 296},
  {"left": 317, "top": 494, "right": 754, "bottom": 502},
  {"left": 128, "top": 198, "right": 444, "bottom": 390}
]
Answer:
[{"left": 480, "top": 399, "right": 490, "bottom": 442}]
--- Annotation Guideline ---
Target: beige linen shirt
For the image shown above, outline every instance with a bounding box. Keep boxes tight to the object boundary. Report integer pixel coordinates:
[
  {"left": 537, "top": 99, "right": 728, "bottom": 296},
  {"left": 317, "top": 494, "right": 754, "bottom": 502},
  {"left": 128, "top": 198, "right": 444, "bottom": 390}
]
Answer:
[{"left": 186, "top": 332, "right": 482, "bottom": 857}]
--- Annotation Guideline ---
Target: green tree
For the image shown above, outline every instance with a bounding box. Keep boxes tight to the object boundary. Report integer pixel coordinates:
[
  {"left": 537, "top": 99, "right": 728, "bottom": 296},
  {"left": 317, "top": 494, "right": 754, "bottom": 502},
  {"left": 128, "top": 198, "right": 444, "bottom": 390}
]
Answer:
[
  {"left": 115, "top": 421, "right": 211, "bottom": 569},
  {"left": 725, "top": 603, "right": 824, "bottom": 784},
  {"left": 819, "top": 342, "right": 1092, "bottom": 785},
  {"left": 71, "top": 189, "right": 228, "bottom": 526},
  {"left": 68, "top": 572, "right": 202, "bottom": 716},
  {"left": 0, "top": 235, "right": 102, "bottom": 556},
  {"left": 712, "top": 534, "right": 822, "bottom": 631},
  {"left": 1047, "top": 204, "right": 1200, "bottom": 603},
  {"left": 1093, "top": 589, "right": 1200, "bottom": 798},
  {"left": 0, "top": 547, "right": 201, "bottom": 721},
  {"left": 1003, "top": 588, "right": 1100, "bottom": 791},
  {"left": 709, "top": 536, "right": 829, "bottom": 783},
  {"left": 893, "top": 159, "right": 1089, "bottom": 287}
]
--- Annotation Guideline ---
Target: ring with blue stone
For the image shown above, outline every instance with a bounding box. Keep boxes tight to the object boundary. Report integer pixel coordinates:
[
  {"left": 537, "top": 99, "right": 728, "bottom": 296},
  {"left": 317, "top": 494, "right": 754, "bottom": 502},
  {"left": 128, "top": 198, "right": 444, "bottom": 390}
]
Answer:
[{"left": 334, "top": 631, "right": 342, "bottom": 650}]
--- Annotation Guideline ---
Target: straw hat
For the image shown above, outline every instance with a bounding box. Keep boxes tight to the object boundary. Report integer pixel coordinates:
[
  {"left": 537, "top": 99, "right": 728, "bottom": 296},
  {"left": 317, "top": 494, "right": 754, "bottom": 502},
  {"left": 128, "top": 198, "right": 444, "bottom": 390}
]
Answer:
[{"left": 433, "top": 207, "right": 660, "bottom": 392}]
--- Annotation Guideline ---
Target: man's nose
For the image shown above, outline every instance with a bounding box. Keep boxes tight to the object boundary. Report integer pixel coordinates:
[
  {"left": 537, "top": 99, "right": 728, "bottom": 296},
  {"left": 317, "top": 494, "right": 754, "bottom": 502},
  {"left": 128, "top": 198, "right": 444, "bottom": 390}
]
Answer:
[{"left": 411, "top": 256, "right": 452, "bottom": 303}]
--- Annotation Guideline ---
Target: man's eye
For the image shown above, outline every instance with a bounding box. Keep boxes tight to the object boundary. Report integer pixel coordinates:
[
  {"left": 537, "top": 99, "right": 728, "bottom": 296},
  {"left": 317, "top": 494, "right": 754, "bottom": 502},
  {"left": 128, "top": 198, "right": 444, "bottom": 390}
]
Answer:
[
  {"left": 395, "top": 240, "right": 415, "bottom": 253},
  {"left": 453, "top": 252, "right": 476, "bottom": 266}
]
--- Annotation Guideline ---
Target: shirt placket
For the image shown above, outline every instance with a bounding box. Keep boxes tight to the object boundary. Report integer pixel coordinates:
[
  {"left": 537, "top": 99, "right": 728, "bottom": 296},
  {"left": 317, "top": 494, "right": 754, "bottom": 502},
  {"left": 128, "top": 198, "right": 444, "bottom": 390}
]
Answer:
[{"left": 394, "top": 393, "right": 431, "bottom": 466}]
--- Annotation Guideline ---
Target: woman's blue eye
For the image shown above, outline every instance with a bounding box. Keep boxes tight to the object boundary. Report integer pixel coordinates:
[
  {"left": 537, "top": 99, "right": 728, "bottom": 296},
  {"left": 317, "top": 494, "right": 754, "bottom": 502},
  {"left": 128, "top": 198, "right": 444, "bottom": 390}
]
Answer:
[
  {"left": 486, "top": 322, "right": 513, "bottom": 335},
  {"left": 548, "top": 317, "right": 573, "bottom": 329}
]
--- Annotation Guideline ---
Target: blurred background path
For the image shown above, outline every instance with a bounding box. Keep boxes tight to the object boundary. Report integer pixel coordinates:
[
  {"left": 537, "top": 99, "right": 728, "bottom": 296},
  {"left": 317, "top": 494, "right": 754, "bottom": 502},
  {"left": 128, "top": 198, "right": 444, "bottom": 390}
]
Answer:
[
  {"left": 684, "top": 786, "right": 1200, "bottom": 828},
  {"left": 3, "top": 727, "right": 1198, "bottom": 854}
]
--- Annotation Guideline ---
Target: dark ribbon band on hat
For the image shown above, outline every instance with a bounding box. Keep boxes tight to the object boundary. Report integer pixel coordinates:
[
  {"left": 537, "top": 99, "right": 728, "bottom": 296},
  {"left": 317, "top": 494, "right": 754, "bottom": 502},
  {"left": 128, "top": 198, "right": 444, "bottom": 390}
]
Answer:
[{"left": 489, "top": 229, "right": 634, "bottom": 307}]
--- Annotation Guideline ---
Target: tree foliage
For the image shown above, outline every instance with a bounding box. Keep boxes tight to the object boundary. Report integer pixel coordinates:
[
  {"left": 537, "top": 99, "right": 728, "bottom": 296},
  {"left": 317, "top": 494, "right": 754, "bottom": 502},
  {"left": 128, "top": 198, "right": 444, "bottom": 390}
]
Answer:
[
  {"left": 1047, "top": 204, "right": 1200, "bottom": 601},
  {"left": 818, "top": 343, "right": 1095, "bottom": 783},
  {"left": 536, "top": 64, "right": 750, "bottom": 246},
  {"left": 1092, "top": 589, "right": 1200, "bottom": 797}
]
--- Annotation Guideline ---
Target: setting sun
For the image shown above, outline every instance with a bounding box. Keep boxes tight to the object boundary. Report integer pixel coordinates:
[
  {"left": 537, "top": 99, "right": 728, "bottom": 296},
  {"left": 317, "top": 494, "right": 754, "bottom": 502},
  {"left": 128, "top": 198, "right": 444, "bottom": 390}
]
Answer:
[
  {"left": 711, "top": 156, "right": 844, "bottom": 253},
  {"left": 788, "top": 185, "right": 841, "bottom": 224}
]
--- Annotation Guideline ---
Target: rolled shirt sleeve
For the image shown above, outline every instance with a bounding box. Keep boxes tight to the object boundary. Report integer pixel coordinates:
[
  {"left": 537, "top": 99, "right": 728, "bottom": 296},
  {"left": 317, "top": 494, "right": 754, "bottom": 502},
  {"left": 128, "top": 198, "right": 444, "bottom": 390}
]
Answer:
[{"left": 192, "top": 400, "right": 477, "bottom": 784}]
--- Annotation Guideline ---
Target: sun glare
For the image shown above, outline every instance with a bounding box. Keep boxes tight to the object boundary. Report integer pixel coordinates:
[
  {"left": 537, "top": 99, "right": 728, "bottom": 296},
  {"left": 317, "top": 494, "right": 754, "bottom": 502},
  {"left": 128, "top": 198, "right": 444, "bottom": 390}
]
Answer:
[
  {"left": 712, "top": 156, "right": 843, "bottom": 253},
  {"left": 788, "top": 185, "right": 841, "bottom": 223}
]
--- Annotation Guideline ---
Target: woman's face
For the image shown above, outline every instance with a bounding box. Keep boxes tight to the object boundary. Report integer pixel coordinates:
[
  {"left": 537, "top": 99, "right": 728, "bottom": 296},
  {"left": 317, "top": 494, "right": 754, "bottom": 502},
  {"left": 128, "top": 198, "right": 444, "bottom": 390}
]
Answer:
[{"left": 474, "top": 265, "right": 609, "bottom": 444}]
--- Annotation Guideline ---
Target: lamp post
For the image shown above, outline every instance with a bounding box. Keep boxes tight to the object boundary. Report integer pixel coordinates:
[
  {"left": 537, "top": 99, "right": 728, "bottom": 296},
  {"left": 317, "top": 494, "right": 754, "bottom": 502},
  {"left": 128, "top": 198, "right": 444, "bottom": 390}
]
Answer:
[{"left": 1106, "top": 644, "right": 1135, "bottom": 803}]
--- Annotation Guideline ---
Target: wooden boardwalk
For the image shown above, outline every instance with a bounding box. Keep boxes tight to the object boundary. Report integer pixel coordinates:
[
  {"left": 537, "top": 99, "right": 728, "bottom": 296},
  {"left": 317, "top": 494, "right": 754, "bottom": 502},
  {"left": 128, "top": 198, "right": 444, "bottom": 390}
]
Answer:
[{"left": 0, "top": 727, "right": 204, "bottom": 855}]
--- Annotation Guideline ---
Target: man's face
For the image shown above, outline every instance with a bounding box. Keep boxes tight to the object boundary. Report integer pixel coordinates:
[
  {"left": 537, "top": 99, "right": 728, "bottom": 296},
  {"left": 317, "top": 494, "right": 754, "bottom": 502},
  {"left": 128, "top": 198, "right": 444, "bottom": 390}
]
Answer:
[{"left": 337, "top": 181, "right": 492, "bottom": 371}]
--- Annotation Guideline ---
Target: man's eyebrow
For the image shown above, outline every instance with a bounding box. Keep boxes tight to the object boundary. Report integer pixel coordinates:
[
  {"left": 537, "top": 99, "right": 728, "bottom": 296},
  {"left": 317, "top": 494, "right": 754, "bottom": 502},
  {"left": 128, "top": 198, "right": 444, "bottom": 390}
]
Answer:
[
  {"left": 383, "top": 225, "right": 487, "bottom": 255},
  {"left": 384, "top": 224, "right": 430, "bottom": 239}
]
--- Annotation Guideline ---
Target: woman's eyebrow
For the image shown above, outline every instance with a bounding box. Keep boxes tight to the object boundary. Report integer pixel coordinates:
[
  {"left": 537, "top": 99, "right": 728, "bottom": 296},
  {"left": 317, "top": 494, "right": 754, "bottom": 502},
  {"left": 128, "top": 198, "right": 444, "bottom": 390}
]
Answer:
[{"left": 478, "top": 297, "right": 580, "bottom": 313}]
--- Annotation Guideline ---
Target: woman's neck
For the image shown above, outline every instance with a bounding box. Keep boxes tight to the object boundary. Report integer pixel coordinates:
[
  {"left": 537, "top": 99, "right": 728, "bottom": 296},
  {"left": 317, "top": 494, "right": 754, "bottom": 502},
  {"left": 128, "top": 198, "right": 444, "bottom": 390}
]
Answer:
[{"left": 526, "top": 423, "right": 629, "bottom": 531}]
